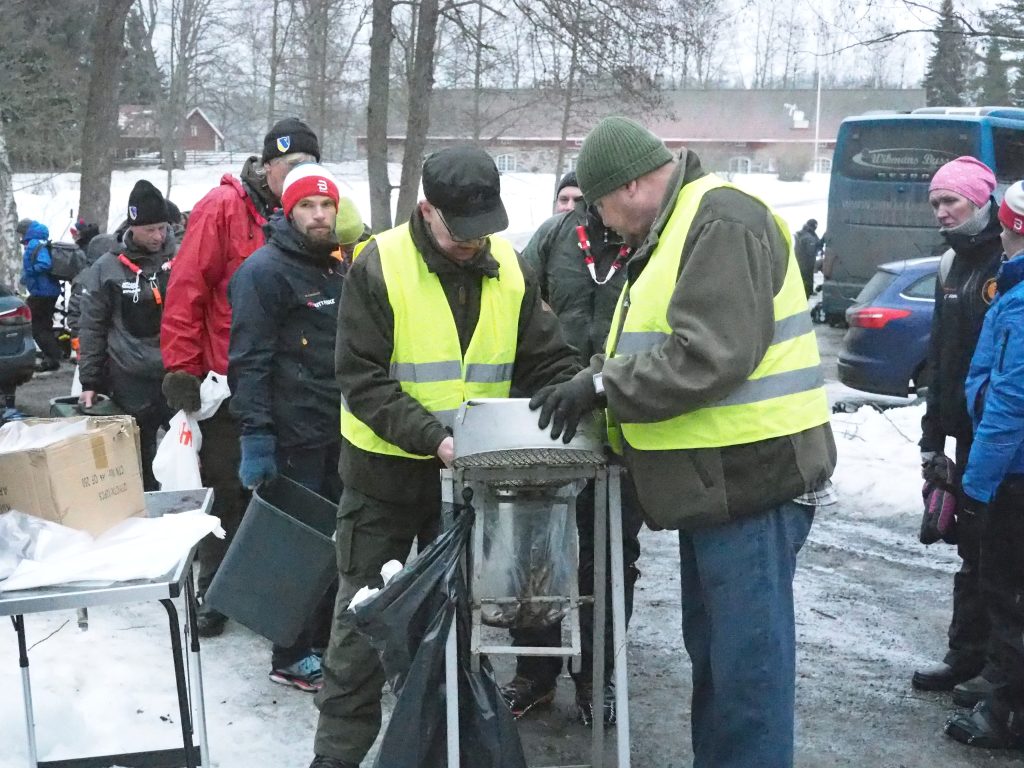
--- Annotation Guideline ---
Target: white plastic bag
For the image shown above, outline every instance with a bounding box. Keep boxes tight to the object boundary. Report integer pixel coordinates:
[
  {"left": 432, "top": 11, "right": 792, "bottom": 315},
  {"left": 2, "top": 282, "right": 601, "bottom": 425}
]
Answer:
[
  {"left": 70, "top": 364, "right": 82, "bottom": 396},
  {"left": 152, "top": 411, "right": 202, "bottom": 490},
  {"left": 152, "top": 371, "right": 231, "bottom": 491}
]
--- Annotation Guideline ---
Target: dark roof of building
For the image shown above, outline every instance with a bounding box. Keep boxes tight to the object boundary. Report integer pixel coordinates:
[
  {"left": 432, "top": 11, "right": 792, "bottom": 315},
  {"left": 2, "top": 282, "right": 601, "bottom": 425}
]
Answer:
[{"left": 379, "top": 88, "right": 927, "bottom": 144}]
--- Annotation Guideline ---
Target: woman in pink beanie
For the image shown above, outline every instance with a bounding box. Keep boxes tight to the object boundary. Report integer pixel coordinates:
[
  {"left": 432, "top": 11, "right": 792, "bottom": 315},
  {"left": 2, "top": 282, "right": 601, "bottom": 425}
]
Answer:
[{"left": 913, "top": 155, "right": 1007, "bottom": 706}]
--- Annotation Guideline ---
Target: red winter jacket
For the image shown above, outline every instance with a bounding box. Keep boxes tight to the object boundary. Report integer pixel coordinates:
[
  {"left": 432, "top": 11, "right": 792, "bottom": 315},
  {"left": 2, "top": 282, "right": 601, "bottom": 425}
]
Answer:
[{"left": 161, "top": 173, "right": 269, "bottom": 376}]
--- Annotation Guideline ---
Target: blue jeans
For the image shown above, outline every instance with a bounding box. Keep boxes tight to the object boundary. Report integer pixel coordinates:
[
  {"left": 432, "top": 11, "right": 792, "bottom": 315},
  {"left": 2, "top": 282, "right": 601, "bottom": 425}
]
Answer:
[{"left": 678, "top": 500, "right": 814, "bottom": 768}]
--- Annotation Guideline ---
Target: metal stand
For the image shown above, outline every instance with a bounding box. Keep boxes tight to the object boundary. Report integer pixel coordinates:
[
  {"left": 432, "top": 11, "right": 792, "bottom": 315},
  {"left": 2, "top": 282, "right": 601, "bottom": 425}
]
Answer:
[{"left": 442, "top": 465, "right": 631, "bottom": 768}]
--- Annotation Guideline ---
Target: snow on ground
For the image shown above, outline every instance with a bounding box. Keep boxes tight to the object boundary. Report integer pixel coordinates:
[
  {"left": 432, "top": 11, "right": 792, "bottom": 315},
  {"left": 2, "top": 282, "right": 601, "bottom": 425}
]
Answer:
[
  {"left": 0, "top": 396, "right": 934, "bottom": 768},
  {"left": 13, "top": 162, "right": 831, "bottom": 245}
]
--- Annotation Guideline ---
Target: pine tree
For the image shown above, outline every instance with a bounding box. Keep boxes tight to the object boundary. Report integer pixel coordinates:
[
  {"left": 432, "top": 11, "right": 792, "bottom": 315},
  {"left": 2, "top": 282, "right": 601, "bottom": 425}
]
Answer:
[
  {"left": 922, "top": 0, "right": 972, "bottom": 106},
  {"left": 1011, "top": 69, "right": 1024, "bottom": 108},
  {"left": 978, "top": 38, "right": 1011, "bottom": 104}
]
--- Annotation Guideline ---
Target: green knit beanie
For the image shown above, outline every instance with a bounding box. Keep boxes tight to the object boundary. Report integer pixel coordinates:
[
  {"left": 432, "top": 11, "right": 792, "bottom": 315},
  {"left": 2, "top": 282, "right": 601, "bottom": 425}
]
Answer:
[
  {"left": 335, "top": 196, "right": 365, "bottom": 245},
  {"left": 576, "top": 116, "right": 674, "bottom": 202}
]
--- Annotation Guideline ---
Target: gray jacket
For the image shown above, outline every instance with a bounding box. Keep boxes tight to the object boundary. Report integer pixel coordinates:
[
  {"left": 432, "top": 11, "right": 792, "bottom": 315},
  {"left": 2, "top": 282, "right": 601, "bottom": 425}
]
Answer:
[{"left": 78, "top": 227, "right": 176, "bottom": 391}]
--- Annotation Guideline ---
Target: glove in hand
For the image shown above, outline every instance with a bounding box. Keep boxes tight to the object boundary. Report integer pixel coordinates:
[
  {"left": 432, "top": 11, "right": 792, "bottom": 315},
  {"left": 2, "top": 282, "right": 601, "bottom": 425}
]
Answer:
[
  {"left": 919, "top": 453, "right": 960, "bottom": 545},
  {"left": 530, "top": 371, "right": 601, "bottom": 443},
  {"left": 239, "top": 434, "right": 278, "bottom": 490},
  {"left": 162, "top": 371, "right": 202, "bottom": 413}
]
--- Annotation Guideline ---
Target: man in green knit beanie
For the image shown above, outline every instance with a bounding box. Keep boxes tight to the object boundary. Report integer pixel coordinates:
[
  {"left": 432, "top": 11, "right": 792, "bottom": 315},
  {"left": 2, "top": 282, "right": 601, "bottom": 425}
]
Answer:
[{"left": 530, "top": 115, "right": 836, "bottom": 767}]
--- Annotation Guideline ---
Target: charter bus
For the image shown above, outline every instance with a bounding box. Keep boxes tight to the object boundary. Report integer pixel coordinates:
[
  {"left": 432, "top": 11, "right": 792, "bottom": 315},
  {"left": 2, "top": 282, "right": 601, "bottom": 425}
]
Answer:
[{"left": 821, "top": 107, "right": 1024, "bottom": 324}]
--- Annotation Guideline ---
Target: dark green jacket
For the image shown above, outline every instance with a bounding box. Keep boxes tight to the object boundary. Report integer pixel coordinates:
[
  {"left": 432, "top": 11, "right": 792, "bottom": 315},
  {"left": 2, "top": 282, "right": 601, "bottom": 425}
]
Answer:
[
  {"left": 335, "top": 210, "right": 580, "bottom": 505},
  {"left": 593, "top": 150, "right": 835, "bottom": 530},
  {"left": 521, "top": 204, "right": 627, "bottom": 362}
]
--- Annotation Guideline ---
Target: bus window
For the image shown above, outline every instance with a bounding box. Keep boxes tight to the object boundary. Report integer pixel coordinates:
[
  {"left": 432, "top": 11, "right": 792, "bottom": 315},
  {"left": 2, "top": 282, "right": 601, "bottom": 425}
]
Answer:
[
  {"left": 837, "top": 123, "right": 976, "bottom": 182},
  {"left": 993, "top": 128, "right": 1024, "bottom": 183}
]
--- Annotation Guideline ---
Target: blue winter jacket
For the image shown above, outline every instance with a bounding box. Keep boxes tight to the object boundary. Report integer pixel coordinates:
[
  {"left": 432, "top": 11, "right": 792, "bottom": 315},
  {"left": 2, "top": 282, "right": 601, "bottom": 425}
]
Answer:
[
  {"left": 20, "top": 221, "right": 61, "bottom": 297},
  {"left": 962, "top": 249, "right": 1024, "bottom": 502}
]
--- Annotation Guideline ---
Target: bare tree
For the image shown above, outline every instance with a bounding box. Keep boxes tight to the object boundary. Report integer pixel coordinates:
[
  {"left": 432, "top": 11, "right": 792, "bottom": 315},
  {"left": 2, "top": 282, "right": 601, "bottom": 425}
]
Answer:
[
  {"left": 0, "top": 123, "right": 20, "bottom": 286},
  {"left": 267, "top": 0, "right": 297, "bottom": 129},
  {"left": 394, "top": 0, "right": 441, "bottom": 222},
  {"left": 78, "top": 0, "right": 135, "bottom": 228},
  {"left": 366, "top": 0, "right": 396, "bottom": 231}
]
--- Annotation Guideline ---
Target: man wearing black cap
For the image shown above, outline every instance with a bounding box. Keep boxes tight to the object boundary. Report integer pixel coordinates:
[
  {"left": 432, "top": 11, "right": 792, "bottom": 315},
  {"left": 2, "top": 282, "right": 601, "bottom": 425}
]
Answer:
[
  {"left": 554, "top": 170, "right": 584, "bottom": 214},
  {"left": 160, "top": 117, "right": 320, "bottom": 637},
  {"left": 309, "top": 146, "right": 580, "bottom": 768},
  {"left": 78, "top": 180, "right": 177, "bottom": 490}
]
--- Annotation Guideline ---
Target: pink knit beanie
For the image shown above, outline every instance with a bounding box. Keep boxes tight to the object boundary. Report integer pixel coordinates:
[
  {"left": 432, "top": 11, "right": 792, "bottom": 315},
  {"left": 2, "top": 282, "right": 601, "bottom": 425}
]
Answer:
[{"left": 929, "top": 156, "right": 996, "bottom": 207}]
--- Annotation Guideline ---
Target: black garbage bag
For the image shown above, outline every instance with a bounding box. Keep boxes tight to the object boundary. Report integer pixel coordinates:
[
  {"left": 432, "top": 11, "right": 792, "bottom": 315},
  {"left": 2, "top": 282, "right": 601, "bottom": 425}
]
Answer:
[{"left": 352, "top": 510, "right": 527, "bottom": 768}]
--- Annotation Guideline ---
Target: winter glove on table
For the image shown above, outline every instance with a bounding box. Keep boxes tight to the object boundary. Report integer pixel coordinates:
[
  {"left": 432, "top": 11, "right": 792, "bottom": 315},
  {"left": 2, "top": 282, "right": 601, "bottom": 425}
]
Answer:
[
  {"left": 239, "top": 434, "right": 278, "bottom": 490},
  {"left": 162, "top": 371, "right": 202, "bottom": 413},
  {"left": 530, "top": 370, "right": 603, "bottom": 443}
]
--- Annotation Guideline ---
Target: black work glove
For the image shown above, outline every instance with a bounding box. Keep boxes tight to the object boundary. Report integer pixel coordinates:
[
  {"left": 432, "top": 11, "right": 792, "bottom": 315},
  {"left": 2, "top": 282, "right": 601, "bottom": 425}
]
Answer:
[
  {"left": 529, "top": 371, "right": 602, "bottom": 443},
  {"left": 162, "top": 370, "right": 202, "bottom": 413}
]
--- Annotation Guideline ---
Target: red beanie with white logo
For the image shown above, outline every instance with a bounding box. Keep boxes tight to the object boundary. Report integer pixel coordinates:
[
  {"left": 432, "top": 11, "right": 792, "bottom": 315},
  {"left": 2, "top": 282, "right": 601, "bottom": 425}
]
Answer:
[
  {"left": 281, "top": 163, "right": 340, "bottom": 218},
  {"left": 1000, "top": 181, "right": 1024, "bottom": 235}
]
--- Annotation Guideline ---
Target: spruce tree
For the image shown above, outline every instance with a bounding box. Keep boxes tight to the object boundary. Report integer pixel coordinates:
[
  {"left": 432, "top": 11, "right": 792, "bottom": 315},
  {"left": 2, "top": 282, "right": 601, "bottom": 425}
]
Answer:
[
  {"left": 978, "top": 38, "right": 1011, "bottom": 105},
  {"left": 922, "top": 0, "right": 972, "bottom": 106},
  {"left": 1011, "top": 70, "right": 1024, "bottom": 108}
]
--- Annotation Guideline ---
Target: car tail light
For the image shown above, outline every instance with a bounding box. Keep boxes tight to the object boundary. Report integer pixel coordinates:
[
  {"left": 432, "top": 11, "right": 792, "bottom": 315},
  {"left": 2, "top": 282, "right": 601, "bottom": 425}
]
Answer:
[
  {"left": 848, "top": 307, "right": 911, "bottom": 329},
  {"left": 0, "top": 305, "right": 31, "bottom": 325}
]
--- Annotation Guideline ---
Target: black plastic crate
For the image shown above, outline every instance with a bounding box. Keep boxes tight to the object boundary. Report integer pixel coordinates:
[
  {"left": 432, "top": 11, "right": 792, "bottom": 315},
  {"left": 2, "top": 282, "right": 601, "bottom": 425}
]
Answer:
[{"left": 205, "top": 475, "right": 337, "bottom": 646}]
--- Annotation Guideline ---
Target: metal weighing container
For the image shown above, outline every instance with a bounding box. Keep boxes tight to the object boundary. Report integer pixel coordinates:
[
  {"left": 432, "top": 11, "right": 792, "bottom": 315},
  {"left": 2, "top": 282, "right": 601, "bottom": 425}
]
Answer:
[
  {"left": 451, "top": 397, "right": 605, "bottom": 628},
  {"left": 453, "top": 397, "right": 605, "bottom": 474}
]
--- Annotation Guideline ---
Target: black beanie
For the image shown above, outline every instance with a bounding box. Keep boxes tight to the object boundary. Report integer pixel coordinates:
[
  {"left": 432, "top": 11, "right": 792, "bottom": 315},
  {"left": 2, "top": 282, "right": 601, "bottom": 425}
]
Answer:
[
  {"left": 127, "top": 180, "right": 168, "bottom": 226},
  {"left": 556, "top": 171, "right": 579, "bottom": 194},
  {"left": 262, "top": 117, "right": 321, "bottom": 163}
]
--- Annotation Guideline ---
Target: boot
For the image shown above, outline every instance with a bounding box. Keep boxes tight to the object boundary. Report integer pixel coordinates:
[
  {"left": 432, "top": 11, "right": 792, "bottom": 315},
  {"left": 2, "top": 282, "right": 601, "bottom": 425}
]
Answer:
[
  {"left": 196, "top": 603, "right": 228, "bottom": 638},
  {"left": 953, "top": 674, "right": 1002, "bottom": 709},
  {"left": 912, "top": 660, "right": 982, "bottom": 691},
  {"left": 309, "top": 756, "right": 359, "bottom": 768},
  {"left": 499, "top": 674, "right": 556, "bottom": 718},
  {"left": 945, "top": 701, "right": 1024, "bottom": 749}
]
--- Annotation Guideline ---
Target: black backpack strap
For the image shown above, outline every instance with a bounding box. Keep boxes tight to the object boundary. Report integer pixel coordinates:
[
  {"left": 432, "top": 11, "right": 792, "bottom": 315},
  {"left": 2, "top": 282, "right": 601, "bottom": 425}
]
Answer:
[{"left": 28, "top": 241, "right": 46, "bottom": 266}]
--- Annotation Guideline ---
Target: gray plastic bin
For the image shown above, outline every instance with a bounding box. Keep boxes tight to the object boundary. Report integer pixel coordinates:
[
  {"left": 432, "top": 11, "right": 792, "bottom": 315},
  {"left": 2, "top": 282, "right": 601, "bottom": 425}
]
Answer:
[{"left": 205, "top": 475, "right": 337, "bottom": 646}]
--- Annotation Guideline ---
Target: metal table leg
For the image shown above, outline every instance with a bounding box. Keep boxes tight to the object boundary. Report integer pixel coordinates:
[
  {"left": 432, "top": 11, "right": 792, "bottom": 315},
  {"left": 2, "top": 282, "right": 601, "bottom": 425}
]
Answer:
[
  {"left": 591, "top": 469, "right": 607, "bottom": 768},
  {"left": 13, "top": 615, "right": 39, "bottom": 768},
  {"left": 159, "top": 599, "right": 196, "bottom": 768},
  {"left": 608, "top": 467, "right": 631, "bottom": 767},
  {"left": 445, "top": 618, "right": 460, "bottom": 768},
  {"left": 183, "top": 572, "right": 209, "bottom": 767}
]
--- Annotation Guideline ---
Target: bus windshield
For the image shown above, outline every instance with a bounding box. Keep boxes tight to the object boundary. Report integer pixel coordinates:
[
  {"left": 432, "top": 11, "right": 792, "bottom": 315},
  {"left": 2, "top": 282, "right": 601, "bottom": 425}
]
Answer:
[{"left": 837, "top": 122, "right": 978, "bottom": 182}]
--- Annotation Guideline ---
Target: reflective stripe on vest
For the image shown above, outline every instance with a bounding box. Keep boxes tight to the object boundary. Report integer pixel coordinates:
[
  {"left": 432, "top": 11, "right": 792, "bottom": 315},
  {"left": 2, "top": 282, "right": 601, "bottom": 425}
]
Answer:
[
  {"left": 339, "top": 223, "right": 524, "bottom": 459},
  {"left": 604, "top": 173, "right": 830, "bottom": 452}
]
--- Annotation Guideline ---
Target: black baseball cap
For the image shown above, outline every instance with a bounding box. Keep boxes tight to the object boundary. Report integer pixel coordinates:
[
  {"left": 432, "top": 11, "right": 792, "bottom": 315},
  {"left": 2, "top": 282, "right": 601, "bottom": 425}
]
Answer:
[{"left": 422, "top": 146, "right": 508, "bottom": 240}]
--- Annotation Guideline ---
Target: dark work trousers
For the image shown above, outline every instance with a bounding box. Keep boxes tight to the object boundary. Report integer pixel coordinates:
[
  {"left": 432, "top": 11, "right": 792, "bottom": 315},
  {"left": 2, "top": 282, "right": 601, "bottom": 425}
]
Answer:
[
  {"left": 108, "top": 368, "right": 171, "bottom": 492},
  {"left": 980, "top": 478, "right": 1024, "bottom": 724},
  {"left": 27, "top": 295, "right": 63, "bottom": 364},
  {"left": 271, "top": 440, "right": 342, "bottom": 669},
  {"left": 945, "top": 437, "right": 996, "bottom": 676},
  {"left": 314, "top": 485, "right": 440, "bottom": 765},
  {"left": 510, "top": 473, "right": 644, "bottom": 687},
  {"left": 196, "top": 401, "right": 250, "bottom": 596}
]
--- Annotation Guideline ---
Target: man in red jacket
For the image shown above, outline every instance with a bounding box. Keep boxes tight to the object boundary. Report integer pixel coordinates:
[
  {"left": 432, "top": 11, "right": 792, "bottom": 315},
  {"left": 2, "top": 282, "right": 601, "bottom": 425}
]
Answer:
[{"left": 161, "top": 117, "right": 320, "bottom": 636}]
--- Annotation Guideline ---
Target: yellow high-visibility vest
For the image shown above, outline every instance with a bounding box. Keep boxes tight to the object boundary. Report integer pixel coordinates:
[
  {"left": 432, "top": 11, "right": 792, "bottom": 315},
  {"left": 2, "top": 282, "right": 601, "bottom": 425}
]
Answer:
[
  {"left": 340, "top": 223, "right": 524, "bottom": 459},
  {"left": 605, "top": 173, "right": 830, "bottom": 452}
]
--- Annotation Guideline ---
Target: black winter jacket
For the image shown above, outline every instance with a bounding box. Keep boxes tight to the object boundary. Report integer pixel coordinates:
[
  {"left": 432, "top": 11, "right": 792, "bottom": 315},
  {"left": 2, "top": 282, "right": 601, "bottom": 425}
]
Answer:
[
  {"left": 521, "top": 203, "right": 627, "bottom": 362},
  {"left": 336, "top": 210, "right": 580, "bottom": 505},
  {"left": 78, "top": 227, "right": 176, "bottom": 392},
  {"left": 228, "top": 213, "right": 344, "bottom": 449},
  {"left": 920, "top": 201, "right": 1004, "bottom": 454}
]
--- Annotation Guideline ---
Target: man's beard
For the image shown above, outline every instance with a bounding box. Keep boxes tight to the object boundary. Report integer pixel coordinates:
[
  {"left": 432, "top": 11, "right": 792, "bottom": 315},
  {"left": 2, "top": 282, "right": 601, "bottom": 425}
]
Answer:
[{"left": 300, "top": 226, "right": 339, "bottom": 256}]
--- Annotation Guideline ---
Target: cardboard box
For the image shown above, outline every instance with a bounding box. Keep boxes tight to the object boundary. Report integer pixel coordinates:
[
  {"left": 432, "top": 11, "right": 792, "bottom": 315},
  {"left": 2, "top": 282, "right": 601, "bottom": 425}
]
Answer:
[{"left": 0, "top": 416, "right": 146, "bottom": 536}]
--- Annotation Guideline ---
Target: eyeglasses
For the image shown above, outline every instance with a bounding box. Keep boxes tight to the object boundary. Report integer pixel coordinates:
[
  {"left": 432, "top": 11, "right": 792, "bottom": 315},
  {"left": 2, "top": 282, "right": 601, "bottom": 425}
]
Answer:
[{"left": 436, "top": 209, "right": 480, "bottom": 244}]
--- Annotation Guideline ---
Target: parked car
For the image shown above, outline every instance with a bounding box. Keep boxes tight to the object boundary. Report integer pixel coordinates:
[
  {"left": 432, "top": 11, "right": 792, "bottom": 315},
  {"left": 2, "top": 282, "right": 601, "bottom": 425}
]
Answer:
[
  {"left": 0, "top": 285, "right": 36, "bottom": 408},
  {"left": 837, "top": 256, "right": 939, "bottom": 397}
]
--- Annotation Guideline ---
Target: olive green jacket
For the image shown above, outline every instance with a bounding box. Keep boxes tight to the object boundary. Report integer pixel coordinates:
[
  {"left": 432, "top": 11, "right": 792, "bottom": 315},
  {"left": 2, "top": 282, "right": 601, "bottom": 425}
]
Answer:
[{"left": 591, "top": 151, "right": 835, "bottom": 530}]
